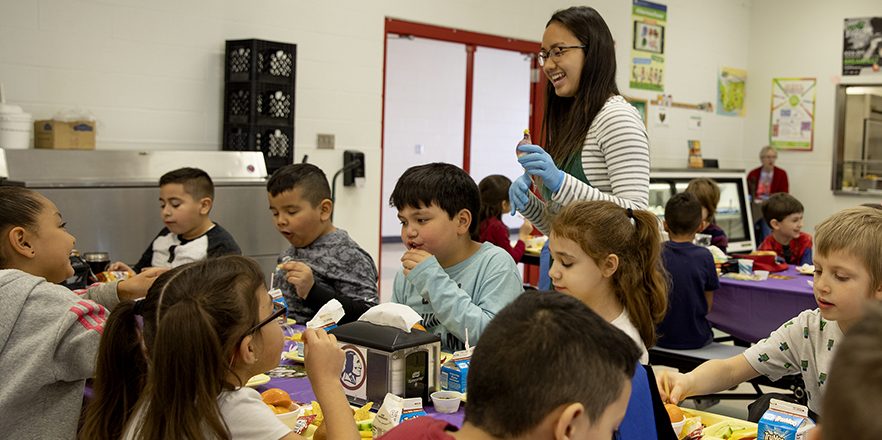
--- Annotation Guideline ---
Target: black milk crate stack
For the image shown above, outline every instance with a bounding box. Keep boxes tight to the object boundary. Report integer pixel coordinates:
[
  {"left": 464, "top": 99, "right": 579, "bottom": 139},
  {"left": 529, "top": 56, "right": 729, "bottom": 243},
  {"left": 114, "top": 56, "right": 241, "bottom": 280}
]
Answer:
[{"left": 223, "top": 39, "right": 296, "bottom": 173}]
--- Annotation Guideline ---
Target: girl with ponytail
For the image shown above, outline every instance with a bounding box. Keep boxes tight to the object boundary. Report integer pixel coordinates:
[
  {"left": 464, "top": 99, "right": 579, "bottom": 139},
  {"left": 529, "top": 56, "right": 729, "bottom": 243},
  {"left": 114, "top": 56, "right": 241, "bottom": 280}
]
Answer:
[
  {"left": 81, "top": 255, "right": 358, "bottom": 440},
  {"left": 549, "top": 200, "right": 668, "bottom": 363}
]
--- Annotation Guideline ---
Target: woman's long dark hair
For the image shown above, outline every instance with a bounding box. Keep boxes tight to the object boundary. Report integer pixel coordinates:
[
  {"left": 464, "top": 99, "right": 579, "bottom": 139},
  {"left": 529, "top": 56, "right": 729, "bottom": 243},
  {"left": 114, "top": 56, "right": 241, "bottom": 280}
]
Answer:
[
  {"left": 542, "top": 6, "right": 620, "bottom": 167},
  {"left": 80, "top": 256, "right": 265, "bottom": 440}
]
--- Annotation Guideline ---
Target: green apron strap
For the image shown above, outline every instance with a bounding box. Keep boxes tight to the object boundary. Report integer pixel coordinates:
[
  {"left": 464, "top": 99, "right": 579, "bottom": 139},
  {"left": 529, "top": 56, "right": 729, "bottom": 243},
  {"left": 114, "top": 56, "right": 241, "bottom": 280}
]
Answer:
[{"left": 541, "top": 151, "right": 591, "bottom": 201}]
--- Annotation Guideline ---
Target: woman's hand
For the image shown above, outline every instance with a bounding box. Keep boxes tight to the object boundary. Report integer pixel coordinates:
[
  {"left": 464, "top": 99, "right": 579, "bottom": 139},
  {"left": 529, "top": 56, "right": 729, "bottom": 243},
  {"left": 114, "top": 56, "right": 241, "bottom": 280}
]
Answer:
[
  {"left": 517, "top": 144, "right": 565, "bottom": 193},
  {"left": 509, "top": 173, "right": 533, "bottom": 215}
]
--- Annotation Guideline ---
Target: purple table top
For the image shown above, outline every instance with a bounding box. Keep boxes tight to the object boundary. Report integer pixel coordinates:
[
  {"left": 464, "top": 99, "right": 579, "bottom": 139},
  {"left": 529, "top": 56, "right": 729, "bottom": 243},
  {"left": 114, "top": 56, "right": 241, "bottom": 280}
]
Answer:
[
  {"left": 707, "top": 266, "right": 817, "bottom": 343},
  {"left": 259, "top": 326, "right": 466, "bottom": 428}
]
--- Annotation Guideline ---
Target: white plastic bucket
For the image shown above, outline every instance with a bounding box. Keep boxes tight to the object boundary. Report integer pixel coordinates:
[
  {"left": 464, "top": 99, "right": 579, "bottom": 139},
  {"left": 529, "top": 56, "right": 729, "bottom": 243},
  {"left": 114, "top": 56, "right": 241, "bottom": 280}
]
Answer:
[{"left": 0, "top": 104, "right": 33, "bottom": 149}]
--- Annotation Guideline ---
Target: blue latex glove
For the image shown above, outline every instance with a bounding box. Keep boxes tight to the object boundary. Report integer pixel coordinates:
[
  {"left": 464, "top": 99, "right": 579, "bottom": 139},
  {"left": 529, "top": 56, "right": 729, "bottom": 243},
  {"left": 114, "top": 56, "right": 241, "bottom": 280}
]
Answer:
[
  {"left": 517, "top": 144, "right": 565, "bottom": 193},
  {"left": 509, "top": 172, "right": 532, "bottom": 215}
]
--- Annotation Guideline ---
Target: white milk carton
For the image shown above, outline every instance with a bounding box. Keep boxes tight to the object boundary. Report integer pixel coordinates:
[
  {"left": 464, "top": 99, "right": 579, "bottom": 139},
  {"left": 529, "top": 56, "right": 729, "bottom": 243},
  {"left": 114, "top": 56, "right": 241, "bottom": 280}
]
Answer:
[
  {"left": 758, "top": 399, "right": 815, "bottom": 440},
  {"left": 372, "top": 393, "right": 426, "bottom": 438}
]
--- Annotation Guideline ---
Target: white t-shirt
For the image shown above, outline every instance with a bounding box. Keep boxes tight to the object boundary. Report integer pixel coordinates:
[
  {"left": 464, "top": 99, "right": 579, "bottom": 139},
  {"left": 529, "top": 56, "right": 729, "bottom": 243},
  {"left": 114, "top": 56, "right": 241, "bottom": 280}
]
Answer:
[
  {"left": 743, "top": 309, "right": 843, "bottom": 415},
  {"left": 122, "top": 387, "right": 291, "bottom": 440},
  {"left": 611, "top": 308, "right": 649, "bottom": 364}
]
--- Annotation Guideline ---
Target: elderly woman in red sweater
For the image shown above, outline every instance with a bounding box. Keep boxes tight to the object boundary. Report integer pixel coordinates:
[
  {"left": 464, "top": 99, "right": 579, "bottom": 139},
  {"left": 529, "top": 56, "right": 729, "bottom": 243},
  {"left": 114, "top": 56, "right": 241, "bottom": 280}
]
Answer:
[{"left": 747, "top": 146, "right": 788, "bottom": 245}]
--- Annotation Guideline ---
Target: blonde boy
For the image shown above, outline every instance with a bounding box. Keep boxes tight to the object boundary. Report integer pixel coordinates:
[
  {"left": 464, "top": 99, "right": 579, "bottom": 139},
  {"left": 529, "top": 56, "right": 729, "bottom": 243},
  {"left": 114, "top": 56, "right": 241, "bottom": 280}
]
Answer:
[
  {"left": 812, "top": 302, "right": 882, "bottom": 440},
  {"left": 659, "top": 206, "right": 882, "bottom": 416},
  {"left": 389, "top": 163, "right": 523, "bottom": 352},
  {"left": 111, "top": 167, "right": 241, "bottom": 274}
]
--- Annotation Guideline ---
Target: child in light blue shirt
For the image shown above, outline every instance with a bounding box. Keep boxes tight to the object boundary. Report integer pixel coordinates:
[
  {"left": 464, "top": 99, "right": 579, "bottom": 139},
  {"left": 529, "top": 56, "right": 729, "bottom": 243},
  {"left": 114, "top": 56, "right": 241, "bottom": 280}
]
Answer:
[{"left": 390, "top": 163, "right": 523, "bottom": 352}]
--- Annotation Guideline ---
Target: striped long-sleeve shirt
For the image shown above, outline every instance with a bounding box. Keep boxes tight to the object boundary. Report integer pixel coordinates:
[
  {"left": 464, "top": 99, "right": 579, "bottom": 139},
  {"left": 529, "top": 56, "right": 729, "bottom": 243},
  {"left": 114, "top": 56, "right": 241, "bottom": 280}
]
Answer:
[{"left": 521, "top": 95, "right": 651, "bottom": 235}]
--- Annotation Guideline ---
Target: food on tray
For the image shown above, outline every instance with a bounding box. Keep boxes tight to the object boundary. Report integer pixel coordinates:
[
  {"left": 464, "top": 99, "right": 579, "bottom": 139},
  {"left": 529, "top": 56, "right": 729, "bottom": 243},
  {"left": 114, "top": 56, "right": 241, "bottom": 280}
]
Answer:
[
  {"left": 703, "top": 420, "right": 757, "bottom": 440},
  {"left": 769, "top": 274, "right": 796, "bottom": 280},
  {"left": 313, "top": 402, "right": 374, "bottom": 440},
  {"left": 665, "top": 404, "right": 685, "bottom": 422},
  {"left": 516, "top": 129, "right": 532, "bottom": 158},
  {"left": 261, "top": 388, "right": 293, "bottom": 410},
  {"left": 750, "top": 250, "right": 777, "bottom": 256},
  {"left": 721, "top": 273, "right": 761, "bottom": 281},
  {"left": 796, "top": 264, "right": 815, "bottom": 275}
]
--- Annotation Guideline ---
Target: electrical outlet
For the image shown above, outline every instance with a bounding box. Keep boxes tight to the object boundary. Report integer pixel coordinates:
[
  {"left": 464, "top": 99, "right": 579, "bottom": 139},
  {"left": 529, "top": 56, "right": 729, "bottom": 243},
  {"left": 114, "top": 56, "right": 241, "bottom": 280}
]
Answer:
[{"left": 317, "top": 134, "right": 335, "bottom": 150}]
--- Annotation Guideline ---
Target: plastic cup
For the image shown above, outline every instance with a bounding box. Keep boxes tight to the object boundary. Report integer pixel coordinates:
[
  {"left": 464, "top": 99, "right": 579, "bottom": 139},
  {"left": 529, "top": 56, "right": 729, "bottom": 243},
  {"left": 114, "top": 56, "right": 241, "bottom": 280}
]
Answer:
[
  {"left": 755, "top": 270, "right": 770, "bottom": 280},
  {"left": 275, "top": 403, "right": 303, "bottom": 429},
  {"left": 738, "top": 259, "right": 754, "bottom": 275},
  {"left": 671, "top": 417, "right": 686, "bottom": 437},
  {"left": 431, "top": 390, "right": 463, "bottom": 414}
]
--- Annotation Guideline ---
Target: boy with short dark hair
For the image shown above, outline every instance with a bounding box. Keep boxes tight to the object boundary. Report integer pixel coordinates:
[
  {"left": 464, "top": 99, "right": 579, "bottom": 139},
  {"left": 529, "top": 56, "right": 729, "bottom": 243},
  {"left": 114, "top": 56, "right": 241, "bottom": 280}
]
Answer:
[
  {"left": 267, "top": 163, "right": 378, "bottom": 324},
  {"left": 110, "top": 167, "right": 241, "bottom": 274},
  {"left": 660, "top": 206, "right": 882, "bottom": 417},
  {"left": 390, "top": 163, "right": 523, "bottom": 352},
  {"left": 759, "top": 192, "right": 812, "bottom": 265},
  {"left": 656, "top": 192, "right": 720, "bottom": 349},
  {"left": 813, "top": 302, "right": 882, "bottom": 440},
  {"left": 380, "top": 291, "right": 641, "bottom": 439}
]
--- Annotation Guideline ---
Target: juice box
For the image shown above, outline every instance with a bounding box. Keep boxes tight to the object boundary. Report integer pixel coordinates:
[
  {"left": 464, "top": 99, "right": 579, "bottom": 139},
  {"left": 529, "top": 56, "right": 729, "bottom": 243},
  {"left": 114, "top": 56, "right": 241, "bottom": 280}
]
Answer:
[
  {"left": 758, "top": 399, "right": 815, "bottom": 440},
  {"left": 440, "top": 348, "right": 473, "bottom": 393}
]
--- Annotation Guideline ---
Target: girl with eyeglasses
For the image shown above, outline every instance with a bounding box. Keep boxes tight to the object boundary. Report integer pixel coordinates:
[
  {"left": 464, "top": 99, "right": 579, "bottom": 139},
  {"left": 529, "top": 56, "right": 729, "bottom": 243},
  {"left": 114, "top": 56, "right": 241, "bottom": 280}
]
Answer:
[
  {"left": 510, "top": 6, "right": 650, "bottom": 234},
  {"left": 81, "top": 255, "right": 359, "bottom": 440},
  {"left": 0, "top": 186, "right": 166, "bottom": 439}
]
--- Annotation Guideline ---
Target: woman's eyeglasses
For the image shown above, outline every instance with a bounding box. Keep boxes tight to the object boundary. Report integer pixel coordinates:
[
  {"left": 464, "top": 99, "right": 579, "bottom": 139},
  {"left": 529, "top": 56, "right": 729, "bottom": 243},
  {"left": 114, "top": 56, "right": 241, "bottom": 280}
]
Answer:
[{"left": 538, "top": 45, "right": 586, "bottom": 66}]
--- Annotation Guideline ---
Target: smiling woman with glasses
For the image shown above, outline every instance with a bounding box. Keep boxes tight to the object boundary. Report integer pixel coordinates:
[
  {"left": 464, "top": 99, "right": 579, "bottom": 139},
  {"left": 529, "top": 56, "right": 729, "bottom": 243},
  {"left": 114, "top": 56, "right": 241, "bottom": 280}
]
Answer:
[
  {"left": 510, "top": 6, "right": 650, "bottom": 289},
  {"left": 81, "top": 255, "right": 361, "bottom": 440}
]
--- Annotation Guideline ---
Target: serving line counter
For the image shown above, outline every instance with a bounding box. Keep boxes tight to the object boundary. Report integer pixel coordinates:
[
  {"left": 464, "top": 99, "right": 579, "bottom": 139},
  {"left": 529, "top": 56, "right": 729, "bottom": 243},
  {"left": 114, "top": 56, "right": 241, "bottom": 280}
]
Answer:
[
  {"left": 708, "top": 266, "right": 817, "bottom": 343},
  {"left": 0, "top": 148, "right": 289, "bottom": 279}
]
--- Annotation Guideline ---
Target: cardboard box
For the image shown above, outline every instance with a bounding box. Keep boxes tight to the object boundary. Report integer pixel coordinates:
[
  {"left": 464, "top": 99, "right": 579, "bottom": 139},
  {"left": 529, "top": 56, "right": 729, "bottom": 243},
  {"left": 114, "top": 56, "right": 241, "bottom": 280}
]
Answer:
[
  {"left": 758, "top": 399, "right": 815, "bottom": 440},
  {"left": 34, "top": 120, "right": 96, "bottom": 150}
]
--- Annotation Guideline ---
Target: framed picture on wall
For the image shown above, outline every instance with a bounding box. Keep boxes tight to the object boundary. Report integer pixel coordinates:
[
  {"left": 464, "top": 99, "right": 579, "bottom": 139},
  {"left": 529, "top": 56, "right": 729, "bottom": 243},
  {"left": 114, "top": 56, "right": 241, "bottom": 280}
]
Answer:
[{"left": 625, "top": 96, "right": 648, "bottom": 129}]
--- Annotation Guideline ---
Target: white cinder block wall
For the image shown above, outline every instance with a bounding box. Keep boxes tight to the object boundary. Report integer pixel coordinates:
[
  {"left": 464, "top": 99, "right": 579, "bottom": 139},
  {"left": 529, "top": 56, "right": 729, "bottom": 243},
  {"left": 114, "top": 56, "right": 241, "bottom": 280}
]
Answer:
[
  {"left": 744, "top": 0, "right": 882, "bottom": 237},
  {"left": 2, "top": 0, "right": 879, "bottom": 264}
]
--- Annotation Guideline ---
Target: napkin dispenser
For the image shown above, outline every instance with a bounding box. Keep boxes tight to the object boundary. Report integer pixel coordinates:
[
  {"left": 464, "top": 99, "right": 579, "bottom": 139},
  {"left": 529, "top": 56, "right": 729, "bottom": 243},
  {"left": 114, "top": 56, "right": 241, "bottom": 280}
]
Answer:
[{"left": 329, "top": 321, "right": 441, "bottom": 407}]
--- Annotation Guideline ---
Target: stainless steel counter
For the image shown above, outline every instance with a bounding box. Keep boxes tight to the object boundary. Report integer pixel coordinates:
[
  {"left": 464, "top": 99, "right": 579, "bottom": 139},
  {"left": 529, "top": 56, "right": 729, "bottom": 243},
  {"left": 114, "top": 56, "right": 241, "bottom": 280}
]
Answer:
[{"left": 1, "top": 149, "right": 289, "bottom": 279}]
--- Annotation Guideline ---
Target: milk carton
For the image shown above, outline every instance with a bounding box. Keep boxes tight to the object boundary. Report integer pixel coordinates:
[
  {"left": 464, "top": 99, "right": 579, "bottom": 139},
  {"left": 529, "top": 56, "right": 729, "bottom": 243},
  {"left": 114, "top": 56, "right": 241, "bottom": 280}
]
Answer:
[
  {"left": 758, "top": 399, "right": 815, "bottom": 440},
  {"left": 440, "top": 348, "right": 473, "bottom": 394}
]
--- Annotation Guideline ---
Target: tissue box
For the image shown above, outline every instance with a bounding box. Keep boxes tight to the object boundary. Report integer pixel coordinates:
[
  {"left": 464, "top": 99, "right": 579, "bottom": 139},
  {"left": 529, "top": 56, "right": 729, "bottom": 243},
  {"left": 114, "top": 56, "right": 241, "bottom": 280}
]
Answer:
[
  {"left": 440, "top": 350, "right": 471, "bottom": 393},
  {"left": 758, "top": 399, "right": 815, "bottom": 440},
  {"left": 34, "top": 120, "right": 96, "bottom": 150},
  {"left": 329, "top": 321, "right": 441, "bottom": 407}
]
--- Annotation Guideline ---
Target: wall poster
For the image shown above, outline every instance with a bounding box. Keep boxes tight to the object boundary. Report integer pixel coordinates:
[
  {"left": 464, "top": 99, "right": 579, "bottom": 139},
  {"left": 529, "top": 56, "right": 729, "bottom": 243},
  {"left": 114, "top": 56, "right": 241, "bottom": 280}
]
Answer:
[
  {"left": 717, "top": 67, "right": 746, "bottom": 117},
  {"left": 629, "top": 0, "right": 667, "bottom": 92},
  {"left": 769, "top": 78, "right": 816, "bottom": 151},
  {"left": 843, "top": 17, "right": 882, "bottom": 76}
]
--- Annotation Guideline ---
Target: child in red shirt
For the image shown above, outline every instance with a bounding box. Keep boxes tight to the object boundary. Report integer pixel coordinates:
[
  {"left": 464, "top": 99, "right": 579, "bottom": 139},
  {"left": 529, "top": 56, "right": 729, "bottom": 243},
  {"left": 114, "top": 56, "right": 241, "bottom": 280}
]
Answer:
[
  {"left": 475, "top": 175, "right": 532, "bottom": 263},
  {"left": 758, "top": 193, "right": 813, "bottom": 265}
]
